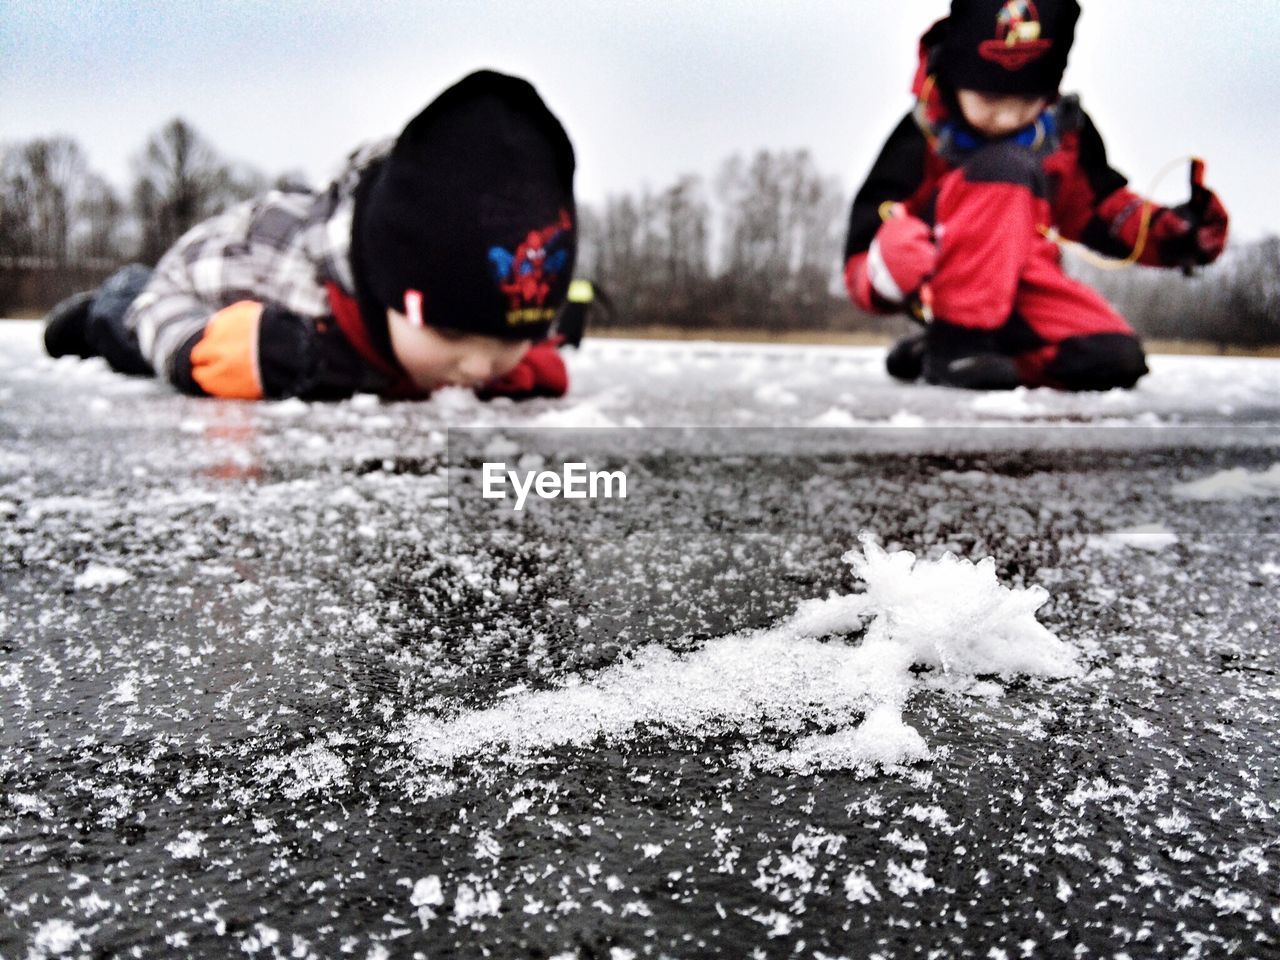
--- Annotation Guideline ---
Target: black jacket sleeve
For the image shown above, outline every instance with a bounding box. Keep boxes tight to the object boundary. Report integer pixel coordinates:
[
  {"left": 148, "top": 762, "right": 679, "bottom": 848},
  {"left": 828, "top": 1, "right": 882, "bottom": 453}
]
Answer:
[
  {"left": 1066, "top": 105, "right": 1143, "bottom": 259},
  {"left": 844, "top": 113, "right": 929, "bottom": 260}
]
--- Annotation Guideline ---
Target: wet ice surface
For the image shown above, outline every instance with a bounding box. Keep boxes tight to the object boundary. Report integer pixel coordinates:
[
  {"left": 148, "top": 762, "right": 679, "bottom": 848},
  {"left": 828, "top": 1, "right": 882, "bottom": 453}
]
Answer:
[{"left": 2, "top": 320, "right": 1279, "bottom": 958}]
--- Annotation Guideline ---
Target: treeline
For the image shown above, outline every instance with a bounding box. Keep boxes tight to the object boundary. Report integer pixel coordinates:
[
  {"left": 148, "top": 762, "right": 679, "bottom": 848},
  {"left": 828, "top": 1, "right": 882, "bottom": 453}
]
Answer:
[
  {"left": 0, "top": 120, "right": 303, "bottom": 314},
  {"left": 2, "top": 122, "right": 1277, "bottom": 347},
  {"left": 578, "top": 156, "right": 1279, "bottom": 344},
  {"left": 576, "top": 150, "right": 882, "bottom": 332},
  {"left": 1070, "top": 238, "right": 1280, "bottom": 348}
]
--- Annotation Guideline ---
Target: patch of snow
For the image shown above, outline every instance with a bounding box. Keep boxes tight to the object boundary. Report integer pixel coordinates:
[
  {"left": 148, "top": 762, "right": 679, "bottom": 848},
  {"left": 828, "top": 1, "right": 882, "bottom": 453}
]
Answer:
[
  {"left": 112, "top": 674, "right": 139, "bottom": 705},
  {"left": 1173, "top": 464, "right": 1280, "bottom": 501},
  {"left": 11, "top": 793, "right": 54, "bottom": 818},
  {"left": 885, "top": 859, "right": 935, "bottom": 897},
  {"left": 409, "top": 875, "right": 444, "bottom": 928},
  {"left": 25, "top": 495, "right": 107, "bottom": 518},
  {"left": 970, "top": 388, "right": 1048, "bottom": 417},
  {"left": 844, "top": 867, "right": 881, "bottom": 904},
  {"left": 410, "top": 876, "right": 444, "bottom": 907},
  {"left": 259, "top": 743, "right": 349, "bottom": 799},
  {"left": 527, "top": 402, "right": 620, "bottom": 429},
  {"left": 400, "top": 536, "right": 1075, "bottom": 780},
  {"left": 260, "top": 397, "right": 309, "bottom": 418},
  {"left": 808, "top": 407, "right": 865, "bottom": 428},
  {"left": 451, "top": 884, "right": 501, "bottom": 924},
  {"left": 166, "top": 830, "right": 205, "bottom": 859},
  {"left": 1088, "top": 524, "right": 1179, "bottom": 553},
  {"left": 73, "top": 563, "right": 133, "bottom": 590},
  {"left": 886, "top": 410, "right": 927, "bottom": 428},
  {"left": 1128, "top": 717, "right": 1156, "bottom": 738},
  {"left": 240, "top": 923, "right": 280, "bottom": 953},
  {"left": 773, "top": 703, "right": 931, "bottom": 772},
  {"left": 30, "top": 919, "right": 83, "bottom": 956},
  {"left": 753, "top": 383, "right": 799, "bottom": 407},
  {"left": 482, "top": 434, "right": 520, "bottom": 460}
]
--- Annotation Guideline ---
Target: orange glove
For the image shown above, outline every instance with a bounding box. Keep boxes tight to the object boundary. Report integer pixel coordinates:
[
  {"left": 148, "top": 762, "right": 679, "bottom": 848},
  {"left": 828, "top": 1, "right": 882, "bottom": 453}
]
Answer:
[{"left": 189, "top": 302, "right": 264, "bottom": 399}]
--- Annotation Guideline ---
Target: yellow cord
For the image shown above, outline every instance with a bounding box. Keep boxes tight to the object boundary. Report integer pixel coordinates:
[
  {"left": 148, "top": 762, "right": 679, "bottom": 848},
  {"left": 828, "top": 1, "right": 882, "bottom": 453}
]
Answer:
[{"left": 1039, "top": 155, "right": 1199, "bottom": 271}]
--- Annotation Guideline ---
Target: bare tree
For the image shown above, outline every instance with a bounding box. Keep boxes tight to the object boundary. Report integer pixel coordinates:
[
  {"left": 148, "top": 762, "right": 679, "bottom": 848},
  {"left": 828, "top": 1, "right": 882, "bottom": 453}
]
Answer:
[
  {"left": 655, "top": 175, "right": 711, "bottom": 297},
  {"left": 0, "top": 137, "right": 92, "bottom": 264},
  {"left": 0, "top": 150, "right": 33, "bottom": 261},
  {"left": 1072, "top": 237, "right": 1280, "bottom": 349},
  {"left": 593, "top": 193, "right": 647, "bottom": 319},
  {"left": 716, "top": 149, "right": 846, "bottom": 327},
  {"left": 74, "top": 172, "right": 125, "bottom": 262},
  {"left": 131, "top": 118, "right": 263, "bottom": 264},
  {"left": 0, "top": 136, "right": 127, "bottom": 311}
]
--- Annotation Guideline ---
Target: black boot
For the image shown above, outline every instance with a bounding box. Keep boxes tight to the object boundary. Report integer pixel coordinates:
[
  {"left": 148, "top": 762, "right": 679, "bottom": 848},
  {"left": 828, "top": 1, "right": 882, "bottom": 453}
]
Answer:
[
  {"left": 43, "top": 291, "right": 97, "bottom": 359},
  {"left": 925, "top": 352, "right": 1022, "bottom": 390},
  {"left": 921, "top": 320, "right": 1023, "bottom": 391},
  {"left": 44, "top": 265, "right": 156, "bottom": 375},
  {"left": 885, "top": 333, "right": 926, "bottom": 382}
]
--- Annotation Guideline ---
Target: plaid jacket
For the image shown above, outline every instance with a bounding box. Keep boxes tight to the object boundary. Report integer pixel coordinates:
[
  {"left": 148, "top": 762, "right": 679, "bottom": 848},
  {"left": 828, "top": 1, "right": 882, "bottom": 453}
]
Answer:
[{"left": 125, "top": 141, "right": 392, "bottom": 389}]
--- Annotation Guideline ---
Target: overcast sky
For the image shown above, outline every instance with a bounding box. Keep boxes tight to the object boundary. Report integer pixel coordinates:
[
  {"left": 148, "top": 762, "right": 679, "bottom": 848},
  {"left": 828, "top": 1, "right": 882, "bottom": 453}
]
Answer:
[{"left": 3, "top": 1, "right": 1278, "bottom": 239}]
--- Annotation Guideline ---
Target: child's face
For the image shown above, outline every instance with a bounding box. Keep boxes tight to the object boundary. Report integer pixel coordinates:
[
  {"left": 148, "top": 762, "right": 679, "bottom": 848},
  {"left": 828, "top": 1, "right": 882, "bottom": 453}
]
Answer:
[
  {"left": 956, "top": 89, "right": 1049, "bottom": 139},
  {"left": 387, "top": 309, "right": 530, "bottom": 391}
]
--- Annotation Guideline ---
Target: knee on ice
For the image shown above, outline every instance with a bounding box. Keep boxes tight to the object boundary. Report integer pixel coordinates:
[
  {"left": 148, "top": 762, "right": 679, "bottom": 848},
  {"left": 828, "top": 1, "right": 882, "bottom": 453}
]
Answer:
[{"left": 1048, "top": 334, "right": 1149, "bottom": 391}]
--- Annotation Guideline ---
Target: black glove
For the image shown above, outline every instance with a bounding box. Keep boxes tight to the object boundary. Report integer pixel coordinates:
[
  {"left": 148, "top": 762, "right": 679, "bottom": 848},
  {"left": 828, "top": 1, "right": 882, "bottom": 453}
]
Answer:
[
  {"left": 258, "top": 305, "right": 379, "bottom": 400},
  {"left": 1156, "top": 161, "right": 1229, "bottom": 272}
]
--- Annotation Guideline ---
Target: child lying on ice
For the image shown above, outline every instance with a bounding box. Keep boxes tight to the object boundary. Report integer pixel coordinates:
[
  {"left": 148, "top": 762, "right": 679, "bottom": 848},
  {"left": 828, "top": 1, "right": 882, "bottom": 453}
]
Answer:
[
  {"left": 843, "top": 0, "right": 1229, "bottom": 391},
  {"left": 44, "top": 70, "right": 598, "bottom": 402}
]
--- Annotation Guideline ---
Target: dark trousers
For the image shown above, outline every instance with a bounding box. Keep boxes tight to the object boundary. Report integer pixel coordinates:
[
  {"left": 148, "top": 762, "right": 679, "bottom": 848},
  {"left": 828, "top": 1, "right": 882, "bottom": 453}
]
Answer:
[{"left": 87, "top": 264, "right": 155, "bottom": 376}]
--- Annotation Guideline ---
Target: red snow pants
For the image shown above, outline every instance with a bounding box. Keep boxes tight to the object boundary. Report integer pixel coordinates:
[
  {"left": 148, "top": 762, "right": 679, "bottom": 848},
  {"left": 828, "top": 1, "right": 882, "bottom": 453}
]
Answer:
[{"left": 925, "top": 142, "right": 1148, "bottom": 391}]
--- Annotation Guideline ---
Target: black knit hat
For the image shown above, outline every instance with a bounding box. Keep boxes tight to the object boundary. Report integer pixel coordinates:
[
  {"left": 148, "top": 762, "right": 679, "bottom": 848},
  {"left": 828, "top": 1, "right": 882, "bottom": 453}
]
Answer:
[
  {"left": 354, "top": 70, "right": 577, "bottom": 342},
  {"left": 937, "top": 0, "right": 1080, "bottom": 96}
]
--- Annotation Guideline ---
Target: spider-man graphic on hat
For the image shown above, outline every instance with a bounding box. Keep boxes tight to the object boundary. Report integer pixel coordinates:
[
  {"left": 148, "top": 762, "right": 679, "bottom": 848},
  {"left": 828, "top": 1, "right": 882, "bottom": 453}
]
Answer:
[{"left": 488, "top": 209, "right": 573, "bottom": 312}]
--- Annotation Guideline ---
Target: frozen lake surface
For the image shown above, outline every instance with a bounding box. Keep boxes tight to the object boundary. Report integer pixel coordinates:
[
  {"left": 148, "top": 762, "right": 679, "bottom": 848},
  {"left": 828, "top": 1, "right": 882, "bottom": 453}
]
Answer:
[{"left": 2, "top": 320, "right": 1278, "bottom": 958}]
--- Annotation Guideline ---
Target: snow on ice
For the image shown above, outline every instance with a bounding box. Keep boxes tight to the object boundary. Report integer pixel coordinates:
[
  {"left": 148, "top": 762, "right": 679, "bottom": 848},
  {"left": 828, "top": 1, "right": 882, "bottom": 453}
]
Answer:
[
  {"left": 400, "top": 535, "right": 1077, "bottom": 782},
  {"left": 259, "top": 742, "right": 351, "bottom": 799},
  {"left": 29, "top": 919, "right": 85, "bottom": 957},
  {"left": 4, "top": 322, "right": 1280, "bottom": 956},
  {"left": 1087, "top": 523, "right": 1180, "bottom": 553},
  {"left": 72, "top": 562, "right": 133, "bottom": 590},
  {"left": 1173, "top": 463, "right": 1280, "bottom": 500}
]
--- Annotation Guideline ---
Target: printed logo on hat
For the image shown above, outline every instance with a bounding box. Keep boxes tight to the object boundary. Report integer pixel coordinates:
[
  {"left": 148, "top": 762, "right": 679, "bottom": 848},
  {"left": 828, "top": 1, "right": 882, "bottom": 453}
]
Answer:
[
  {"left": 979, "top": 0, "right": 1053, "bottom": 70},
  {"left": 487, "top": 209, "right": 574, "bottom": 328}
]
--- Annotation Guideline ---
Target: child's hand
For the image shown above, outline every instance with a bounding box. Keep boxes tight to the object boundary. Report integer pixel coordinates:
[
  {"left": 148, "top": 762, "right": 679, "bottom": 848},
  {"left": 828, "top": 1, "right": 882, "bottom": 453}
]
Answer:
[
  {"left": 474, "top": 338, "right": 568, "bottom": 401},
  {"left": 1172, "top": 187, "right": 1229, "bottom": 266},
  {"left": 1155, "top": 188, "right": 1229, "bottom": 267},
  {"left": 868, "top": 208, "right": 937, "bottom": 304}
]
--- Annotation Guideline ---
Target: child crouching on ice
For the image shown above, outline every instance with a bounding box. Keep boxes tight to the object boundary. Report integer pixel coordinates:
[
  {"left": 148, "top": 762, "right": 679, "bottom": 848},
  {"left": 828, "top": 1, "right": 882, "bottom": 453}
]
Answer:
[
  {"left": 44, "top": 70, "right": 593, "bottom": 402},
  {"left": 843, "top": 0, "right": 1229, "bottom": 391}
]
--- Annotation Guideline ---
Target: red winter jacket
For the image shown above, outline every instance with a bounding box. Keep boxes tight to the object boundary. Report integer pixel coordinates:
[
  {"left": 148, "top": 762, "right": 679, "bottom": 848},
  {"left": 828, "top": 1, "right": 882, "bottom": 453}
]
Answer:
[{"left": 844, "top": 22, "right": 1183, "bottom": 314}]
